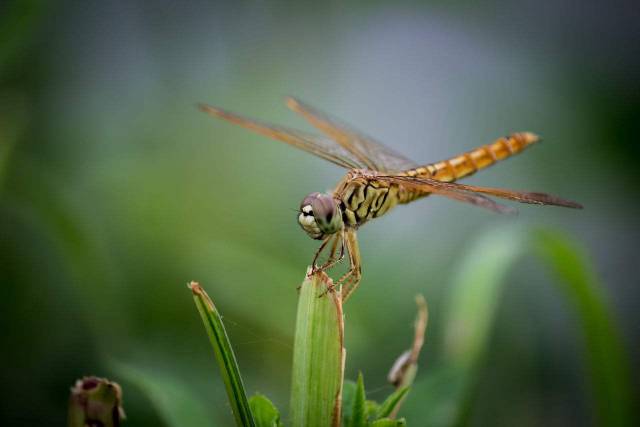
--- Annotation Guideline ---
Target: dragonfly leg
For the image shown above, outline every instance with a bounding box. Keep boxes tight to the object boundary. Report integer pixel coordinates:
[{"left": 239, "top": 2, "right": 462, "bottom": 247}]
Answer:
[
  {"left": 338, "top": 229, "right": 362, "bottom": 303},
  {"left": 311, "top": 236, "right": 332, "bottom": 269},
  {"left": 311, "top": 233, "right": 345, "bottom": 274}
]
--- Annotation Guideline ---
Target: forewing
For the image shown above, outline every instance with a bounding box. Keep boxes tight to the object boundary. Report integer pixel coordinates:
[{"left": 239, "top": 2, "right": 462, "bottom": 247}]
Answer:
[
  {"left": 286, "top": 97, "right": 418, "bottom": 172},
  {"left": 199, "top": 103, "right": 363, "bottom": 170}
]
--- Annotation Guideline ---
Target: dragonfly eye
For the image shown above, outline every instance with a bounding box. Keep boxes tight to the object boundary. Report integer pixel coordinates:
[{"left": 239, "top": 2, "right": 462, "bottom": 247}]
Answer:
[{"left": 297, "top": 192, "right": 343, "bottom": 239}]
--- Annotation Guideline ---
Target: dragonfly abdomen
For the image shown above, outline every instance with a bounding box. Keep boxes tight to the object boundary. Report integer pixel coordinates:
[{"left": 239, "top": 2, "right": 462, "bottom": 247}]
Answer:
[
  {"left": 338, "top": 132, "right": 540, "bottom": 224},
  {"left": 406, "top": 132, "right": 540, "bottom": 182}
]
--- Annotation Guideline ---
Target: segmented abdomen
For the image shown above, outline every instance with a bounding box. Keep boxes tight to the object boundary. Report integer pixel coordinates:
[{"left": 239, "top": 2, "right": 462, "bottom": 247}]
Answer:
[
  {"left": 339, "top": 132, "right": 540, "bottom": 225},
  {"left": 398, "top": 132, "right": 540, "bottom": 203}
]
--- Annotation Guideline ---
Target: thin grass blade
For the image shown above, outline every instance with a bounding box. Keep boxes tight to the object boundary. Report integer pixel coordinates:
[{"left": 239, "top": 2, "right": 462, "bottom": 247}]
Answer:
[
  {"left": 534, "top": 230, "right": 634, "bottom": 427},
  {"left": 375, "top": 387, "right": 410, "bottom": 420},
  {"left": 347, "top": 372, "right": 366, "bottom": 427},
  {"left": 403, "top": 226, "right": 633, "bottom": 426},
  {"left": 189, "top": 281, "right": 255, "bottom": 427}
]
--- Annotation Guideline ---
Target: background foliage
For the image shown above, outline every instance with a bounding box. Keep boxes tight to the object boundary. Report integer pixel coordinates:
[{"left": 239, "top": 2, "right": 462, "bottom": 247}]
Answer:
[{"left": 1, "top": 1, "right": 638, "bottom": 425}]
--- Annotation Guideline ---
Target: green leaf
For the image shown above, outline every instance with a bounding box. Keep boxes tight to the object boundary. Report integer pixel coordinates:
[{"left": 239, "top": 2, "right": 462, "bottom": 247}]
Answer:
[
  {"left": 249, "top": 394, "right": 283, "bottom": 427},
  {"left": 375, "top": 387, "right": 410, "bottom": 420},
  {"left": 406, "top": 228, "right": 526, "bottom": 425},
  {"left": 364, "top": 400, "right": 380, "bottom": 420},
  {"left": 289, "top": 271, "right": 345, "bottom": 427},
  {"left": 442, "top": 227, "right": 526, "bottom": 372},
  {"left": 403, "top": 226, "right": 634, "bottom": 427},
  {"left": 341, "top": 380, "right": 357, "bottom": 424},
  {"left": 534, "top": 230, "right": 634, "bottom": 427},
  {"left": 347, "top": 372, "right": 367, "bottom": 427},
  {"left": 370, "top": 418, "right": 407, "bottom": 426},
  {"left": 189, "top": 282, "right": 255, "bottom": 427}
]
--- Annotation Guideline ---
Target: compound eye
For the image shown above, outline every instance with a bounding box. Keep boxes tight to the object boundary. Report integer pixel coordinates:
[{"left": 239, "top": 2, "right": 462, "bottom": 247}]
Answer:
[{"left": 311, "top": 195, "right": 337, "bottom": 226}]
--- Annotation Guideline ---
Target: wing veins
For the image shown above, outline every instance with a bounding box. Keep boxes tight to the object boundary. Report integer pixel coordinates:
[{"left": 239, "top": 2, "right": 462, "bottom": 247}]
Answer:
[
  {"left": 286, "top": 97, "right": 417, "bottom": 172},
  {"left": 376, "top": 175, "right": 516, "bottom": 214},
  {"left": 199, "top": 103, "right": 363, "bottom": 169},
  {"left": 380, "top": 174, "right": 582, "bottom": 211}
]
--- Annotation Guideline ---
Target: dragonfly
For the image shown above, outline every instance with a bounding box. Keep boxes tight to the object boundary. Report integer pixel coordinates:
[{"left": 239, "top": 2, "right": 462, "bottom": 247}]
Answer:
[{"left": 200, "top": 97, "right": 582, "bottom": 302}]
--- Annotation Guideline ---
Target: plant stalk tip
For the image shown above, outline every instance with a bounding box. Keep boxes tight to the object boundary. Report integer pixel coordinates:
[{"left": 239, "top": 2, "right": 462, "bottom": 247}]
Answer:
[
  {"left": 189, "top": 281, "right": 216, "bottom": 310},
  {"left": 189, "top": 282, "right": 254, "bottom": 426}
]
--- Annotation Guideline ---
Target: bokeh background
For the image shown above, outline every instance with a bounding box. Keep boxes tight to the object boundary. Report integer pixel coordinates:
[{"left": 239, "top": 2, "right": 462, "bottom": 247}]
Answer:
[{"left": 1, "top": 1, "right": 638, "bottom": 425}]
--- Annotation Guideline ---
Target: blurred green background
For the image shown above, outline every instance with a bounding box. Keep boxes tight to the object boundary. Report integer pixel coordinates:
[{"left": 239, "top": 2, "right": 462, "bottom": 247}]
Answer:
[{"left": 1, "top": 1, "right": 638, "bottom": 425}]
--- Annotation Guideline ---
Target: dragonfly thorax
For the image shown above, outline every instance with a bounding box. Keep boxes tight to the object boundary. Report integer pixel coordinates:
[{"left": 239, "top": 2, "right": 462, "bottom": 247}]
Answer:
[{"left": 298, "top": 192, "right": 344, "bottom": 240}]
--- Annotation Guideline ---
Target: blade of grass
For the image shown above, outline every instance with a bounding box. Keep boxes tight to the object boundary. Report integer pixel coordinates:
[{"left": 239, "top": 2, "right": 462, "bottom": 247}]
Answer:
[
  {"left": 442, "top": 228, "right": 526, "bottom": 370},
  {"left": 376, "top": 387, "right": 410, "bottom": 420},
  {"left": 341, "top": 380, "right": 357, "bottom": 422},
  {"left": 413, "top": 227, "right": 526, "bottom": 426},
  {"left": 189, "top": 281, "right": 255, "bottom": 427},
  {"left": 403, "top": 226, "right": 633, "bottom": 426},
  {"left": 347, "top": 372, "right": 366, "bottom": 427},
  {"left": 290, "top": 270, "right": 345, "bottom": 427},
  {"left": 534, "top": 229, "right": 634, "bottom": 427}
]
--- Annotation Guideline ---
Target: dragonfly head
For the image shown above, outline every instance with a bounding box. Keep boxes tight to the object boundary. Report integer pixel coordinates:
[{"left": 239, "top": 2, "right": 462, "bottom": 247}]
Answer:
[{"left": 298, "top": 192, "right": 343, "bottom": 240}]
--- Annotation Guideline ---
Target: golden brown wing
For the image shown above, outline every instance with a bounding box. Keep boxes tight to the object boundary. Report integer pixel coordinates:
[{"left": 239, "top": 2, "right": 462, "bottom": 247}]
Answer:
[
  {"left": 286, "top": 97, "right": 418, "bottom": 172},
  {"left": 378, "top": 174, "right": 582, "bottom": 212},
  {"left": 376, "top": 175, "right": 516, "bottom": 214},
  {"left": 425, "top": 186, "right": 518, "bottom": 214},
  {"left": 433, "top": 181, "right": 584, "bottom": 208},
  {"left": 199, "top": 104, "right": 364, "bottom": 170}
]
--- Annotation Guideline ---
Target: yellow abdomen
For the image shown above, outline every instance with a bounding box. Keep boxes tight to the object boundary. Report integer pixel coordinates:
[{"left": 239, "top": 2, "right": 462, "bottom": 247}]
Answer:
[
  {"left": 406, "top": 132, "right": 539, "bottom": 182},
  {"left": 339, "top": 132, "right": 540, "bottom": 224}
]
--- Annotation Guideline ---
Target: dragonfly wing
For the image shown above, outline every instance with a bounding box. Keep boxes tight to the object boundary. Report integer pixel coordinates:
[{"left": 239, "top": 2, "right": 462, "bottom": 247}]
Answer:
[
  {"left": 377, "top": 175, "right": 516, "bottom": 214},
  {"left": 379, "top": 174, "right": 582, "bottom": 212},
  {"left": 432, "top": 181, "right": 584, "bottom": 209},
  {"left": 286, "top": 97, "right": 418, "bottom": 173},
  {"left": 199, "top": 104, "right": 364, "bottom": 170}
]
